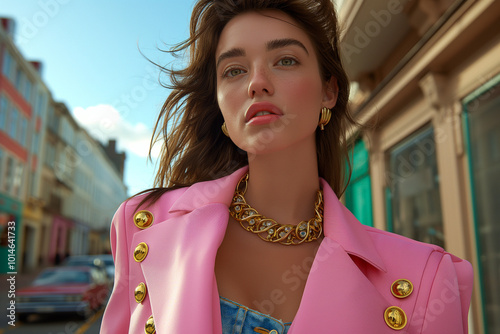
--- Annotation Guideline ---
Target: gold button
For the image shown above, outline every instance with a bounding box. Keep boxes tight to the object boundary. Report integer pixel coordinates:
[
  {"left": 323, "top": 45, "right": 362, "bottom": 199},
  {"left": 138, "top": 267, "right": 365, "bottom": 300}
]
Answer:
[
  {"left": 133, "top": 242, "right": 149, "bottom": 262},
  {"left": 145, "top": 315, "right": 155, "bottom": 334},
  {"left": 384, "top": 306, "right": 407, "bottom": 330},
  {"left": 269, "top": 330, "right": 278, "bottom": 334},
  {"left": 134, "top": 210, "right": 154, "bottom": 229},
  {"left": 135, "top": 282, "right": 147, "bottom": 303},
  {"left": 391, "top": 279, "right": 413, "bottom": 298}
]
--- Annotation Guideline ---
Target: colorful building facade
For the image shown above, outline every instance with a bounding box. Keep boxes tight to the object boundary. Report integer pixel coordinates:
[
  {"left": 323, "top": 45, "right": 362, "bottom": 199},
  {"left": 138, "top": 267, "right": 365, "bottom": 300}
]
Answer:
[
  {"left": 338, "top": 0, "right": 499, "bottom": 332},
  {"left": 1, "top": 18, "right": 128, "bottom": 274}
]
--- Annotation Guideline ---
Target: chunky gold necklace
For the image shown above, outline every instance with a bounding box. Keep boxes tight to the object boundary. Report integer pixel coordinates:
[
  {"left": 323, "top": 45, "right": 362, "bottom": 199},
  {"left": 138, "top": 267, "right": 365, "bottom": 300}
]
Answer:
[{"left": 229, "top": 173, "right": 324, "bottom": 245}]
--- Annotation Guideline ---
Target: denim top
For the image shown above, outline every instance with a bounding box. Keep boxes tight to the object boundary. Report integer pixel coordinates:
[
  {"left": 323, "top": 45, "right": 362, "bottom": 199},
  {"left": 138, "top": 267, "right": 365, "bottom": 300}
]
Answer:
[{"left": 220, "top": 296, "right": 292, "bottom": 334}]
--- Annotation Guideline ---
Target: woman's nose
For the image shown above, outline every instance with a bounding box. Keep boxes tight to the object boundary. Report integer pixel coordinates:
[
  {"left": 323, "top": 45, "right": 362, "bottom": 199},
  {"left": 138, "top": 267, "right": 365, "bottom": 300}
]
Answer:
[{"left": 248, "top": 67, "right": 274, "bottom": 98}]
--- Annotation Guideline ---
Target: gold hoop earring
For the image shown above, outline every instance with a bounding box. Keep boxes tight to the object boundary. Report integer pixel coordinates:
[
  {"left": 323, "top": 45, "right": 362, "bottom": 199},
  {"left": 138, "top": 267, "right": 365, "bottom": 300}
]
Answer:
[
  {"left": 221, "top": 122, "right": 229, "bottom": 137},
  {"left": 318, "top": 107, "right": 331, "bottom": 130}
]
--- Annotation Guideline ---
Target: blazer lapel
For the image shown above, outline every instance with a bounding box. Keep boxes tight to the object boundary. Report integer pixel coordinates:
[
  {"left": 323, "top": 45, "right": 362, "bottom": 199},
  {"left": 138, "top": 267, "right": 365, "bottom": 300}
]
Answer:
[{"left": 290, "top": 237, "right": 393, "bottom": 333}]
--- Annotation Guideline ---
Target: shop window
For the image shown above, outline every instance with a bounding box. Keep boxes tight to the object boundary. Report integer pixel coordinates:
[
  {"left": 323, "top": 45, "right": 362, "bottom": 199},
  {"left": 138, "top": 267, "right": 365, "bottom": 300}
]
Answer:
[
  {"left": 344, "top": 139, "right": 373, "bottom": 226},
  {"left": 463, "top": 77, "right": 500, "bottom": 333},
  {"left": 385, "top": 126, "right": 444, "bottom": 247}
]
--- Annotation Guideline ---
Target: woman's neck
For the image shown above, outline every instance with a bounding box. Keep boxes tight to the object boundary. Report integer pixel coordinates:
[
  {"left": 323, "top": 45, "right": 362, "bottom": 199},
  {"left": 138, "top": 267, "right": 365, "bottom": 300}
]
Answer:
[{"left": 244, "top": 141, "right": 320, "bottom": 225}]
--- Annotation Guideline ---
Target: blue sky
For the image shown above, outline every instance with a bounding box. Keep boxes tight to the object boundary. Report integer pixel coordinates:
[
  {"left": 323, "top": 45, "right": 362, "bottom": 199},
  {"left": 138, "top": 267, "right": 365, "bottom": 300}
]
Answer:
[{"left": 1, "top": 0, "right": 196, "bottom": 195}]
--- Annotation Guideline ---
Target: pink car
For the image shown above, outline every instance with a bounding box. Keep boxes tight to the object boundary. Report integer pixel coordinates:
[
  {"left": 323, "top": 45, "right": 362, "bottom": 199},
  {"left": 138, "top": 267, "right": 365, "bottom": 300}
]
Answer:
[{"left": 16, "top": 266, "right": 109, "bottom": 321}]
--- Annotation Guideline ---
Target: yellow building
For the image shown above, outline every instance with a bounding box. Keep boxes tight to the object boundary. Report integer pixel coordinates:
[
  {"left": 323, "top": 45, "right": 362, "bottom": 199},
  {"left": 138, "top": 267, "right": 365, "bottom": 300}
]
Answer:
[{"left": 338, "top": 0, "right": 499, "bottom": 332}]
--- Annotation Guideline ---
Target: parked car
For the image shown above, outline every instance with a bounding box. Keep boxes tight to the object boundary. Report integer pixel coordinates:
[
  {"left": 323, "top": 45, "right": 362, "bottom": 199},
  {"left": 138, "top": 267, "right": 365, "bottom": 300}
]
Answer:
[
  {"left": 93, "top": 254, "right": 115, "bottom": 281},
  {"left": 16, "top": 266, "right": 109, "bottom": 321},
  {"left": 63, "top": 255, "right": 113, "bottom": 286}
]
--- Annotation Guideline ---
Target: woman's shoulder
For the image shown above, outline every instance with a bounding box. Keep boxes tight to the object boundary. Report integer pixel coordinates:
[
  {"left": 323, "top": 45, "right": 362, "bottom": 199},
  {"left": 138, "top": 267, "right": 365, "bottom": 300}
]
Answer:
[
  {"left": 360, "top": 226, "right": 473, "bottom": 332},
  {"left": 125, "top": 186, "right": 189, "bottom": 211},
  {"left": 362, "top": 224, "right": 471, "bottom": 274},
  {"left": 111, "top": 187, "right": 190, "bottom": 228},
  {"left": 364, "top": 225, "right": 445, "bottom": 254}
]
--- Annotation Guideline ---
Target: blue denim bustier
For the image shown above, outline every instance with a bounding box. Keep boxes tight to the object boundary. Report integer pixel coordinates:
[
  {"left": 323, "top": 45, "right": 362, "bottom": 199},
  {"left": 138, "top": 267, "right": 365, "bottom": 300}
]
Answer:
[{"left": 220, "top": 296, "right": 291, "bottom": 334}]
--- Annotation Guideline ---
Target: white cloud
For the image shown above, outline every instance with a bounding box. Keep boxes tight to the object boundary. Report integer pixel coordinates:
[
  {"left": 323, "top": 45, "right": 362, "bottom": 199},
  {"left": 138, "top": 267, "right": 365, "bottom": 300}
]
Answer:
[{"left": 72, "top": 104, "right": 160, "bottom": 158}]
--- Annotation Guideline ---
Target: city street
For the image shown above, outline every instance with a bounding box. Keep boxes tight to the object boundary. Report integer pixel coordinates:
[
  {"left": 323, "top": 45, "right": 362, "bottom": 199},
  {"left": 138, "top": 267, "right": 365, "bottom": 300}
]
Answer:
[
  {"left": 0, "top": 309, "right": 103, "bottom": 334},
  {"left": 1, "top": 268, "right": 106, "bottom": 334}
]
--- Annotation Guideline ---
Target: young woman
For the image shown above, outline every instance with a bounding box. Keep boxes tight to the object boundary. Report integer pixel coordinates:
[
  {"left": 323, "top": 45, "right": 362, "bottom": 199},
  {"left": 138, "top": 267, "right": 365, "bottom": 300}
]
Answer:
[{"left": 101, "top": 1, "right": 473, "bottom": 333}]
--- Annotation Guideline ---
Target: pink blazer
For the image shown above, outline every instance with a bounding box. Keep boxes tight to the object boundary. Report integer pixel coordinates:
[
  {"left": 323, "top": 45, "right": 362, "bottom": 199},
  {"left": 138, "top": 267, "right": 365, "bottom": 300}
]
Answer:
[{"left": 101, "top": 167, "right": 473, "bottom": 333}]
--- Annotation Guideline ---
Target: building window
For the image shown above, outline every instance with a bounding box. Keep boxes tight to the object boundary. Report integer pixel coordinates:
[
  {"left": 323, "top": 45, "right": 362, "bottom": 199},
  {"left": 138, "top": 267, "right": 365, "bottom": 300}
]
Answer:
[
  {"left": 0, "top": 95, "right": 8, "bottom": 132},
  {"left": 31, "top": 131, "right": 39, "bottom": 154},
  {"left": 19, "top": 116, "right": 28, "bottom": 147},
  {"left": 344, "top": 139, "right": 373, "bottom": 226},
  {"left": 35, "top": 91, "right": 47, "bottom": 117},
  {"left": 385, "top": 126, "right": 444, "bottom": 247},
  {"left": 0, "top": 149, "right": 3, "bottom": 190},
  {"left": 2, "top": 156, "right": 23, "bottom": 198},
  {"left": 23, "top": 79, "right": 32, "bottom": 103},
  {"left": 30, "top": 167, "right": 37, "bottom": 197},
  {"left": 15, "top": 68, "right": 23, "bottom": 91},
  {"left": 45, "top": 143, "right": 56, "bottom": 168},
  {"left": 8, "top": 108, "right": 18, "bottom": 139},
  {"left": 1, "top": 51, "right": 13, "bottom": 79},
  {"left": 11, "top": 161, "right": 24, "bottom": 198},
  {"left": 47, "top": 106, "right": 59, "bottom": 133},
  {"left": 464, "top": 77, "right": 500, "bottom": 333},
  {"left": 3, "top": 157, "right": 14, "bottom": 193}
]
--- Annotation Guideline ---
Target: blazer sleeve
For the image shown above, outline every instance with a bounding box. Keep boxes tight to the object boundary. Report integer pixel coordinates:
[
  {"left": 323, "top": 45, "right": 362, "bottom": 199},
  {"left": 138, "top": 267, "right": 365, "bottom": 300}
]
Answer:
[
  {"left": 100, "top": 202, "right": 131, "bottom": 334},
  {"left": 417, "top": 252, "right": 473, "bottom": 334}
]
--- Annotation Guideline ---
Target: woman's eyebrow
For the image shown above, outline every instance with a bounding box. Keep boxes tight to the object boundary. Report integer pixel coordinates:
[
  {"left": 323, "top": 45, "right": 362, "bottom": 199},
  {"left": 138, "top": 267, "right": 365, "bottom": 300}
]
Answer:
[
  {"left": 267, "top": 38, "right": 309, "bottom": 55},
  {"left": 216, "top": 48, "right": 245, "bottom": 69},
  {"left": 216, "top": 38, "right": 309, "bottom": 69}
]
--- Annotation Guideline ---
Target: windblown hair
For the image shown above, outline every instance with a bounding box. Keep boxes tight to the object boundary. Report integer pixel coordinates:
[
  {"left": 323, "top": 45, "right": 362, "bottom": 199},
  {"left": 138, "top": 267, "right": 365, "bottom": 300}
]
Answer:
[{"left": 140, "top": 0, "right": 354, "bottom": 205}]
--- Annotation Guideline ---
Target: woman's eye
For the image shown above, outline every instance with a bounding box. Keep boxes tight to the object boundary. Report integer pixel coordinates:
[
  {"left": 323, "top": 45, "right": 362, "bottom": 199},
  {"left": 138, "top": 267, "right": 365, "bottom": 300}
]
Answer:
[
  {"left": 224, "top": 68, "right": 244, "bottom": 78},
  {"left": 278, "top": 58, "right": 297, "bottom": 66}
]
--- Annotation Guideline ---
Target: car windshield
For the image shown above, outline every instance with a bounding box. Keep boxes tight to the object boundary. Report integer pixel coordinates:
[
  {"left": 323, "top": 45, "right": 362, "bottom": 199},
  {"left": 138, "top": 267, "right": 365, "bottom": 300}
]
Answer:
[
  {"left": 66, "top": 257, "right": 104, "bottom": 267},
  {"left": 33, "top": 270, "right": 90, "bottom": 286},
  {"left": 66, "top": 258, "right": 92, "bottom": 265},
  {"left": 101, "top": 258, "right": 114, "bottom": 266}
]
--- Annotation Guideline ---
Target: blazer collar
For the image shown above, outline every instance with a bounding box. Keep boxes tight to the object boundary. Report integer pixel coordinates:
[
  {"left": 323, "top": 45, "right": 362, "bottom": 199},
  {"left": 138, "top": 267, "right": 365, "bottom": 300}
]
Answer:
[
  {"left": 169, "top": 166, "right": 386, "bottom": 272},
  {"left": 169, "top": 166, "right": 249, "bottom": 213},
  {"left": 320, "top": 178, "right": 386, "bottom": 272}
]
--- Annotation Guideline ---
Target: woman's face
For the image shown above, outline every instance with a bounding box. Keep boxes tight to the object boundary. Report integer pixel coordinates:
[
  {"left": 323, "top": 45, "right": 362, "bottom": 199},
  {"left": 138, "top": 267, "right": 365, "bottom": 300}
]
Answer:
[{"left": 216, "top": 10, "right": 337, "bottom": 156}]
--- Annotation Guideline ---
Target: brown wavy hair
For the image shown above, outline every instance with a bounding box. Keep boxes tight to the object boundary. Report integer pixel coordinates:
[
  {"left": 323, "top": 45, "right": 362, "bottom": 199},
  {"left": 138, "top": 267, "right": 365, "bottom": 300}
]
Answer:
[{"left": 139, "top": 0, "right": 354, "bottom": 205}]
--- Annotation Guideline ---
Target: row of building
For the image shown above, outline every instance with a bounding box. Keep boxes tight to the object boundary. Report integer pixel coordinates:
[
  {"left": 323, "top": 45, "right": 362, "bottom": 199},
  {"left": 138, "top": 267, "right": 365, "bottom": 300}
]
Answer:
[
  {"left": 0, "top": 18, "right": 128, "bottom": 274},
  {"left": 337, "top": 0, "right": 499, "bottom": 333}
]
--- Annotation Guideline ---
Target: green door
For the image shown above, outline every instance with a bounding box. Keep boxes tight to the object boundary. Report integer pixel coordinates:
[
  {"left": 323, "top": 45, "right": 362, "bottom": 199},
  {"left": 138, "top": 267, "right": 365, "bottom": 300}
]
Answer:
[{"left": 345, "top": 140, "right": 373, "bottom": 227}]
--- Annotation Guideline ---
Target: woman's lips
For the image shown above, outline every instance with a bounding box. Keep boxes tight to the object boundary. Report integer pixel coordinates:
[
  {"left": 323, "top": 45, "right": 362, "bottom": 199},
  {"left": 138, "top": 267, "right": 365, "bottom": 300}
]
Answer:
[{"left": 245, "top": 102, "right": 283, "bottom": 125}]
